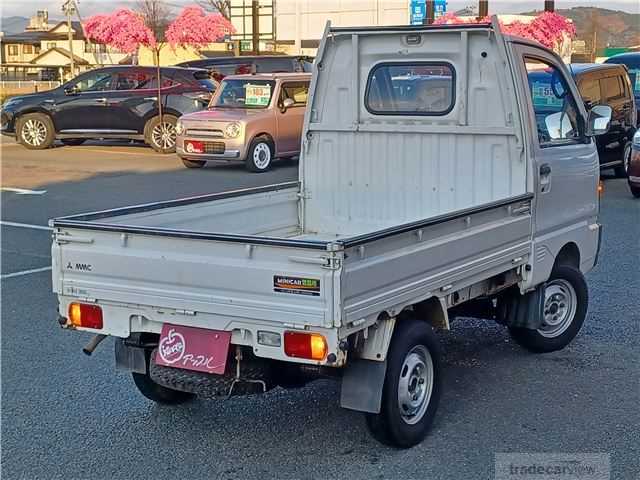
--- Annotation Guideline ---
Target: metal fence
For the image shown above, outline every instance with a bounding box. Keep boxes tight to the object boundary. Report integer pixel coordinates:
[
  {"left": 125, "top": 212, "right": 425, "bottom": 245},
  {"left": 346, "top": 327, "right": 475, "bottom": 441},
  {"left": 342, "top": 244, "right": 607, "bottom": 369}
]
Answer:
[{"left": 0, "top": 80, "right": 61, "bottom": 95}]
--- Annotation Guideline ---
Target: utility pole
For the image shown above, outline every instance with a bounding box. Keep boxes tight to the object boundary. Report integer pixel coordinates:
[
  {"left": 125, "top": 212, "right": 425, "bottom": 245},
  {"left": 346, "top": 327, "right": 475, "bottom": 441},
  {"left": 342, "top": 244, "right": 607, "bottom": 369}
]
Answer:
[
  {"left": 62, "top": 0, "right": 76, "bottom": 79},
  {"left": 424, "top": 0, "right": 435, "bottom": 25},
  {"left": 544, "top": 1, "right": 555, "bottom": 12},
  {"left": 252, "top": 0, "right": 260, "bottom": 55},
  {"left": 478, "top": 0, "right": 489, "bottom": 19}
]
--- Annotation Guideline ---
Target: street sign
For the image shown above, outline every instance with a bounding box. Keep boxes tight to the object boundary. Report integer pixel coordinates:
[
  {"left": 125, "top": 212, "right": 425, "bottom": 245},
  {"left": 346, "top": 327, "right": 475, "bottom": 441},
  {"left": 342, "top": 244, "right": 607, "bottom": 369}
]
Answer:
[{"left": 410, "top": 0, "right": 447, "bottom": 25}]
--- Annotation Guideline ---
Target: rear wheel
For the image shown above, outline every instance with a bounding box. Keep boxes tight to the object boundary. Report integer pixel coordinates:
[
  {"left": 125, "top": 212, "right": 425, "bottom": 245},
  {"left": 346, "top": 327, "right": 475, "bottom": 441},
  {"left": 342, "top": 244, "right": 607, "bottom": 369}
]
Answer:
[
  {"left": 131, "top": 347, "right": 194, "bottom": 404},
  {"left": 180, "top": 158, "right": 205, "bottom": 169},
  {"left": 16, "top": 113, "right": 55, "bottom": 150},
  {"left": 365, "top": 315, "right": 442, "bottom": 448},
  {"left": 614, "top": 142, "right": 631, "bottom": 178},
  {"left": 145, "top": 114, "right": 178, "bottom": 153},
  {"left": 509, "top": 264, "right": 588, "bottom": 353}
]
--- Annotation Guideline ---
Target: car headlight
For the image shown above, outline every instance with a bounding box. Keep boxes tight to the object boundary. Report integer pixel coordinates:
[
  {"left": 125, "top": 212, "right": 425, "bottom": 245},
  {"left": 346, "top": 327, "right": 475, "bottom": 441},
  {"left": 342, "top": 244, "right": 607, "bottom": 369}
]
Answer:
[
  {"left": 225, "top": 122, "right": 241, "bottom": 139},
  {"left": 633, "top": 130, "right": 640, "bottom": 149},
  {"left": 175, "top": 119, "right": 185, "bottom": 135}
]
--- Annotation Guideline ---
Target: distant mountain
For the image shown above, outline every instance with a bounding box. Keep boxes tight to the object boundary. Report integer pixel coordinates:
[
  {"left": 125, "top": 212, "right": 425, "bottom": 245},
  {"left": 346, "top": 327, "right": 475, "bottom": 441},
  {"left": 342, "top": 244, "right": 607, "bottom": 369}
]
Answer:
[
  {"left": 521, "top": 7, "right": 640, "bottom": 48},
  {"left": 1, "top": 16, "right": 29, "bottom": 35}
]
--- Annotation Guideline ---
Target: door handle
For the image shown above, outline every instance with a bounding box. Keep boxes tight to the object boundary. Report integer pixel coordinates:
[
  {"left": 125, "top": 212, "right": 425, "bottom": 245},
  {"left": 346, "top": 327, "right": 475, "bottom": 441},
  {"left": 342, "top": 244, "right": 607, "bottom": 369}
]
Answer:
[{"left": 540, "top": 164, "right": 552, "bottom": 176}]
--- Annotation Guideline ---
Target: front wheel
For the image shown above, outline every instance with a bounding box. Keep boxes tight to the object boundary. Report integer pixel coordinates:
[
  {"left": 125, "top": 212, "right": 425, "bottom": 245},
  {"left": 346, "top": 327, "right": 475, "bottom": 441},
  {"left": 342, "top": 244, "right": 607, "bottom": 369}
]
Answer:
[
  {"left": 629, "top": 182, "right": 640, "bottom": 198},
  {"left": 145, "top": 114, "right": 178, "bottom": 153},
  {"left": 365, "top": 316, "right": 442, "bottom": 448},
  {"left": 180, "top": 158, "right": 205, "bottom": 169},
  {"left": 509, "top": 264, "right": 588, "bottom": 353},
  {"left": 245, "top": 136, "right": 274, "bottom": 172},
  {"left": 16, "top": 113, "right": 55, "bottom": 150}
]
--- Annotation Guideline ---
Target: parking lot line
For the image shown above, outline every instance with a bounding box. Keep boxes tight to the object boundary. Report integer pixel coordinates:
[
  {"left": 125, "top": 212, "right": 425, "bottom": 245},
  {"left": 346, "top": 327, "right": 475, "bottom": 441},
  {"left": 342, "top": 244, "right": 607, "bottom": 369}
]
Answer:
[
  {"left": 0, "top": 221, "right": 53, "bottom": 231},
  {"left": 1, "top": 266, "right": 52, "bottom": 280}
]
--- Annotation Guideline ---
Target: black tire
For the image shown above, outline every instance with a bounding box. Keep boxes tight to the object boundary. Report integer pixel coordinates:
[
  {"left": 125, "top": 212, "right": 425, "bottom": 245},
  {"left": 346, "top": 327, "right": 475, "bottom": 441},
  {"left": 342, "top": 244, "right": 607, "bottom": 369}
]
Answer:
[
  {"left": 509, "top": 264, "right": 588, "bottom": 353},
  {"left": 630, "top": 182, "right": 640, "bottom": 198},
  {"left": 245, "top": 136, "right": 274, "bottom": 172},
  {"left": 16, "top": 113, "right": 55, "bottom": 150},
  {"left": 145, "top": 114, "right": 178, "bottom": 154},
  {"left": 132, "top": 371, "right": 195, "bottom": 405},
  {"left": 365, "top": 315, "right": 442, "bottom": 448},
  {"left": 180, "top": 158, "right": 206, "bottom": 169},
  {"left": 61, "top": 138, "right": 86, "bottom": 146},
  {"left": 614, "top": 142, "right": 631, "bottom": 178}
]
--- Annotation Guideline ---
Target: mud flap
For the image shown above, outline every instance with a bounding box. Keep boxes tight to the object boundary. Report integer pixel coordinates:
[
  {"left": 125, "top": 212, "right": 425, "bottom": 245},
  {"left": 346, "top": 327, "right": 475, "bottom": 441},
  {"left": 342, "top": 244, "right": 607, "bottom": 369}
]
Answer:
[
  {"left": 115, "top": 337, "right": 147, "bottom": 374},
  {"left": 340, "top": 359, "right": 387, "bottom": 414},
  {"left": 504, "top": 284, "right": 545, "bottom": 330}
]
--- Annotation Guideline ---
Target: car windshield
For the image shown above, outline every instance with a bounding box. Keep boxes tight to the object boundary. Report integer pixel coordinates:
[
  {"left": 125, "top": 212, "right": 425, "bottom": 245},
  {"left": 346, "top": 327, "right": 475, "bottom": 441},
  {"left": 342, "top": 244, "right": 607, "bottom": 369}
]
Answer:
[{"left": 212, "top": 79, "right": 275, "bottom": 109}]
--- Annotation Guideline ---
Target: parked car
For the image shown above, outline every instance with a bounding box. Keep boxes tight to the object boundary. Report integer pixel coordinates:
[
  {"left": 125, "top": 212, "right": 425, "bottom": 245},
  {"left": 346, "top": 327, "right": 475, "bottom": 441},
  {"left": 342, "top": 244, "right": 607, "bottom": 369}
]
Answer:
[
  {"left": 51, "top": 21, "right": 610, "bottom": 448},
  {"left": 570, "top": 63, "right": 637, "bottom": 176},
  {"left": 628, "top": 130, "right": 640, "bottom": 197},
  {"left": 176, "top": 55, "right": 314, "bottom": 81},
  {"left": 176, "top": 72, "right": 311, "bottom": 171},
  {"left": 1, "top": 66, "right": 216, "bottom": 153},
  {"left": 604, "top": 52, "right": 640, "bottom": 126}
]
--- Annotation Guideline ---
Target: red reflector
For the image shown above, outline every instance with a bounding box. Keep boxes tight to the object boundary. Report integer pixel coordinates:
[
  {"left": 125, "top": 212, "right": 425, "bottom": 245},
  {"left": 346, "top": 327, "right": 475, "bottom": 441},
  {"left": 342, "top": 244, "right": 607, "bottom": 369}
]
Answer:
[
  {"left": 184, "top": 140, "right": 204, "bottom": 154},
  {"left": 68, "top": 303, "right": 103, "bottom": 329},
  {"left": 283, "top": 331, "right": 327, "bottom": 361}
]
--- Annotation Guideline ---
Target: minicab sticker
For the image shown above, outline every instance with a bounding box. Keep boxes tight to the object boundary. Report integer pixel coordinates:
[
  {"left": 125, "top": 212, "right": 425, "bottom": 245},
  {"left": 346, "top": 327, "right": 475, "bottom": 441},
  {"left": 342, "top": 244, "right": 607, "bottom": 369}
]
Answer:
[{"left": 273, "top": 276, "right": 320, "bottom": 296}]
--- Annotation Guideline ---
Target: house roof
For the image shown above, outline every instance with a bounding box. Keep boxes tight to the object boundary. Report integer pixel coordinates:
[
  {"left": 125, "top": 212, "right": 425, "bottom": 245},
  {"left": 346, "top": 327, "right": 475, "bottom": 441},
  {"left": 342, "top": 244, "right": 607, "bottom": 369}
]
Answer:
[
  {"left": 1, "top": 20, "right": 85, "bottom": 44},
  {"left": 30, "top": 46, "right": 89, "bottom": 65}
]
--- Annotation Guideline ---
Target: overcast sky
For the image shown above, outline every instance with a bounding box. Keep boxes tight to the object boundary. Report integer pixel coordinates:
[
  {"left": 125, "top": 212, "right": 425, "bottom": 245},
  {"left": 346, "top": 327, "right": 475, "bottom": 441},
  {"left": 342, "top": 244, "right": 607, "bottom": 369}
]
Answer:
[{"left": 1, "top": 0, "right": 638, "bottom": 20}]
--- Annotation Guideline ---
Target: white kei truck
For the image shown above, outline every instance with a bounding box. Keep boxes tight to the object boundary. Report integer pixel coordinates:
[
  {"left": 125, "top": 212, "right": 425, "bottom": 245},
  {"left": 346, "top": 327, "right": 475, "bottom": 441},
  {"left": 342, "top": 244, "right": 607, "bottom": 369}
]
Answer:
[{"left": 51, "top": 19, "right": 611, "bottom": 447}]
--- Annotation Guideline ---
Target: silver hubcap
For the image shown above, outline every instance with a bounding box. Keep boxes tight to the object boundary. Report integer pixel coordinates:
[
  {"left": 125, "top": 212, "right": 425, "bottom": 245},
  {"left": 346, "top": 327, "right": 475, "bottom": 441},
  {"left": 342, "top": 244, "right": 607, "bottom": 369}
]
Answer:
[
  {"left": 253, "top": 143, "right": 271, "bottom": 169},
  {"left": 21, "top": 119, "right": 47, "bottom": 146},
  {"left": 539, "top": 279, "right": 577, "bottom": 338},
  {"left": 152, "top": 121, "right": 176, "bottom": 150},
  {"left": 397, "top": 345, "right": 434, "bottom": 425}
]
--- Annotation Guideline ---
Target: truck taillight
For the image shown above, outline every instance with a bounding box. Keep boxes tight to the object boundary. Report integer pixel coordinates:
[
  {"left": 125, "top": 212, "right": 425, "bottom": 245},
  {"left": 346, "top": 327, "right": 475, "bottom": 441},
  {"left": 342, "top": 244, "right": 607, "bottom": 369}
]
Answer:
[
  {"left": 284, "top": 331, "right": 327, "bottom": 361},
  {"left": 68, "top": 303, "right": 103, "bottom": 329}
]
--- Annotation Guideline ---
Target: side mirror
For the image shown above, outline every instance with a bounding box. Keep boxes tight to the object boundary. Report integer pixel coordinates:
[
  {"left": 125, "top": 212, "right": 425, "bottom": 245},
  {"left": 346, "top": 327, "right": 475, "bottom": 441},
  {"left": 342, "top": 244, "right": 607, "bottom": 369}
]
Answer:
[
  {"left": 64, "top": 86, "right": 77, "bottom": 95},
  {"left": 587, "top": 105, "right": 612, "bottom": 136},
  {"left": 281, "top": 98, "right": 295, "bottom": 112}
]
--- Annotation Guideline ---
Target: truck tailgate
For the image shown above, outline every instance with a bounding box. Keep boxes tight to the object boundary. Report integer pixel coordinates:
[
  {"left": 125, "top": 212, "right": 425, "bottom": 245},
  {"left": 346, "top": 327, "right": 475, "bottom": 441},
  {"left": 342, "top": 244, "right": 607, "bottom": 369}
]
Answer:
[{"left": 52, "top": 226, "right": 337, "bottom": 336}]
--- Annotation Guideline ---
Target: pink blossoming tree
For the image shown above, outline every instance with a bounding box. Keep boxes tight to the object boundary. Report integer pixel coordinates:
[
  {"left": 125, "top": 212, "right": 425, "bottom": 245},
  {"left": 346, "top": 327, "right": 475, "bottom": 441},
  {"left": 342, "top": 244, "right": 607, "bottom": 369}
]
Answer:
[
  {"left": 165, "top": 5, "right": 234, "bottom": 50},
  {"left": 434, "top": 11, "right": 576, "bottom": 50}
]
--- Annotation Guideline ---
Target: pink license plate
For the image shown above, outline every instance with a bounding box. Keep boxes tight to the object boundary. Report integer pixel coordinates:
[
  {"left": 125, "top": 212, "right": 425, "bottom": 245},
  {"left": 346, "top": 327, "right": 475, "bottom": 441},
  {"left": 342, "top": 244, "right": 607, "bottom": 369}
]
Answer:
[{"left": 155, "top": 324, "right": 231, "bottom": 375}]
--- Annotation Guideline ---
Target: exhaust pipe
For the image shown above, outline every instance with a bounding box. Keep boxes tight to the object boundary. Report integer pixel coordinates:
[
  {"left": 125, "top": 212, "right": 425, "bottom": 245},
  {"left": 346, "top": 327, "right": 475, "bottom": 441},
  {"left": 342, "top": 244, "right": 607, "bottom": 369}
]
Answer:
[{"left": 82, "top": 334, "right": 107, "bottom": 356}]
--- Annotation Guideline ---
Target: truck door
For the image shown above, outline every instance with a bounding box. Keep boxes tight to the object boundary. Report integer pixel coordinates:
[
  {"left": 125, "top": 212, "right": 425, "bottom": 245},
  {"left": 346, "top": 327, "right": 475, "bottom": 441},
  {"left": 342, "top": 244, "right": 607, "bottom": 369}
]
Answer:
[{"left": 514, "top": 47, "right": 599, "bottom": 257}]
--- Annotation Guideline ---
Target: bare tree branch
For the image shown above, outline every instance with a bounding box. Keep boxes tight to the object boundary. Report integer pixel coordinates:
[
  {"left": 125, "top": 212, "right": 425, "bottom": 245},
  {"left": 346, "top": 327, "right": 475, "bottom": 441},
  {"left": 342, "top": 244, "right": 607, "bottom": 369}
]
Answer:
[
  {"left": 198, "top": 0, "right": 232, "bottom": 20},
  {"left": 135, "top": 0, "right": 172, "bottom": 43}
]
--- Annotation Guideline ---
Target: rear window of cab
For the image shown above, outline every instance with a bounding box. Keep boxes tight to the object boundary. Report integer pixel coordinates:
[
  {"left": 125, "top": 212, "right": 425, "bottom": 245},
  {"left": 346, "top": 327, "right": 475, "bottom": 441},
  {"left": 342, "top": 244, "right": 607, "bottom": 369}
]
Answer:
[{"left": 365, "top": 62, "right": 455, "bottom": 116}]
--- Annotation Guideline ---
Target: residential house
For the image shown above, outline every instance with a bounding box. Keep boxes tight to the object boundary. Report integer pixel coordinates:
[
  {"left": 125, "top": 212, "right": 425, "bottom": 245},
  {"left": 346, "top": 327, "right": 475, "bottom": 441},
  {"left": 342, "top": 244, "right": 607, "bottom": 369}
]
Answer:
[{"left": 1, "top": 15, "right": 129, "bottom": 82}]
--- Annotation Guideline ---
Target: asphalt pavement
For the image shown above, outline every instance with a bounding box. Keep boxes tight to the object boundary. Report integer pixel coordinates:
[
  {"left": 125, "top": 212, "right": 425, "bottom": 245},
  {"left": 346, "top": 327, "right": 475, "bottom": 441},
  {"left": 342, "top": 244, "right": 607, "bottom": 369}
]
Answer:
[{"left": 1, "top": 140, "right": 638, "bottom": 479}]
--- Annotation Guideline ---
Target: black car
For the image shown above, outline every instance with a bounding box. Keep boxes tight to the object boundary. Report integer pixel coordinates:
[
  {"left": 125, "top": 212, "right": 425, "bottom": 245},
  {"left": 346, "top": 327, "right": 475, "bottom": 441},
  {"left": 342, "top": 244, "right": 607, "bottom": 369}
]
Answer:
[
  {"left": 1, "top": 66, "right": 216, "bottom": 153},
  {"left": 604, "top": 52, "right": 640, "bottom": 127},
  {"left": 176, "top": 55, "right": 314, "bottom": 81},
  {"left": 570, "top": 63, "right": 637, "bottom": 176}
]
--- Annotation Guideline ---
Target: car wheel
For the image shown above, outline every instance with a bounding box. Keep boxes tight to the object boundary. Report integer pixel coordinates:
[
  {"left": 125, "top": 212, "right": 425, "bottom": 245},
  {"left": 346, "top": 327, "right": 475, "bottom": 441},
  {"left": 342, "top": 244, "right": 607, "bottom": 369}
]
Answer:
[
  {"left": 61, "top": 138, "right": 86, "bottom": 146},
  {"left": 132, "top": 371, "right": 195, "bottom": 405},
  {"left": 365, "top": 315, "right": 442, "bottom": 448},
  {"left": 180, "top": 158, "right": 205, "bottom": 169},
  {"left": 16, "top": 113, "right": 55, "bottom": 150},
  {"left": 614, "top": 142, "right": 631, "bottom": 178},
  {"left": 245, "top": 136, "right": 274, "bottom": 172},
  {"left": 629, "top": 182, "right": 640, "bottom": 198},
  {"left": 145, "top": 114, "right": 178, "bottom": 154},
  {"left": 509, "top": 264, "right": 588, "bottom": 353}
]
